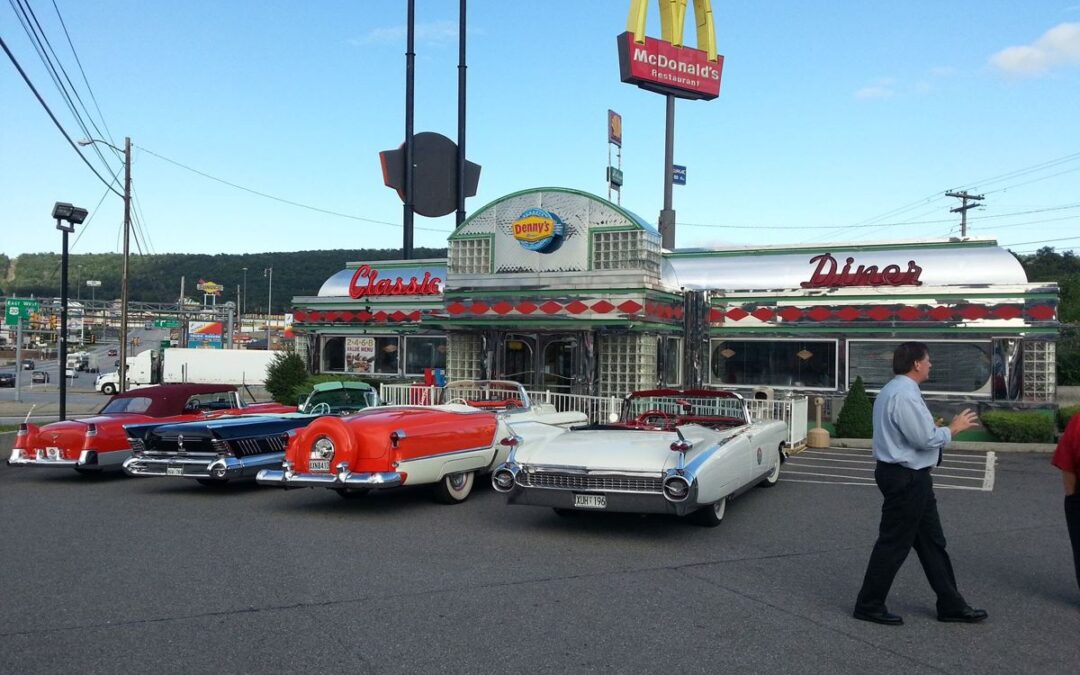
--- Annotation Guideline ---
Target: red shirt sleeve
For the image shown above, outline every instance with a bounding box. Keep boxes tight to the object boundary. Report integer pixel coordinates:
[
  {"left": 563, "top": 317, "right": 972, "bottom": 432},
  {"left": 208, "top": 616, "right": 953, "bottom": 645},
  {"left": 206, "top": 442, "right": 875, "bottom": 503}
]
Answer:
[{"left": 1052, "top": 414, "right": 1080, "bottom": 473}]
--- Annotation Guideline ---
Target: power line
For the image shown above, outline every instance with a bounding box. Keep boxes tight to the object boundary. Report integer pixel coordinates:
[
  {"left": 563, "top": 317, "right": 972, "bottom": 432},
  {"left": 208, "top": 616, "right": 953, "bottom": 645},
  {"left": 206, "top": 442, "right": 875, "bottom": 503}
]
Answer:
[
  {"left": 0, "top": 33, "right": 122, "bottom": 197},
  {"left": 137, "top": 145, "right": 453, "bottom": 233},
  {"left": 51, "top": 0, "right": 118, "bottom": 151}
]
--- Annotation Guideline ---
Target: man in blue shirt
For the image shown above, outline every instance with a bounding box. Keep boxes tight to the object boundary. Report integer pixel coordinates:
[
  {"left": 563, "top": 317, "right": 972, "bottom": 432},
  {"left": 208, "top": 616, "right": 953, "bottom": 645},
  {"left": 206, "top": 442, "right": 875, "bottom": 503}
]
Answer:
[{"left": 853, "top": 341, "right": 985, "bottom": 625}]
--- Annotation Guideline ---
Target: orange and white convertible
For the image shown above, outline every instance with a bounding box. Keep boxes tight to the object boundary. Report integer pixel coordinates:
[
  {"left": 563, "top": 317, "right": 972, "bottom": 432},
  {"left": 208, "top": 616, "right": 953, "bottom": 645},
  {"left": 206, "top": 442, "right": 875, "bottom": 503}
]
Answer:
[{"left": 256, "top": 381, "right": 587, "bottom": 503}]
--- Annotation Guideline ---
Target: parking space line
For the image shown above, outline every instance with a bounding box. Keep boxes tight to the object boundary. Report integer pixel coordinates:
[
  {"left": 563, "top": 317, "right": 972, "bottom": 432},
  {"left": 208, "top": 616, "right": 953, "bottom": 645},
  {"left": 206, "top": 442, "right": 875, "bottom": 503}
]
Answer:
[
  {"left": 782, "top": 446, "right": 995, "bottom": 492},
  {"left": 982, "top": 451, "right": 996, "bottom": 491}
]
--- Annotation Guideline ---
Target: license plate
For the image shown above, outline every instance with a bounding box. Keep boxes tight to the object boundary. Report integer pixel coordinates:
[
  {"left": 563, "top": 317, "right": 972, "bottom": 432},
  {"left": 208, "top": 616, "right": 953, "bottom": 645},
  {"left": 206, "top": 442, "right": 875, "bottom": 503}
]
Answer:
[
  {"left": 46, "top": 447, "right": 61, "bottom": 460},
  {"left": 166, "top": 466, "right": 184, "bottom": 476},
  {"left": 573, "top": 494, "right": 607, "bottom": 509},
  {"left": 309, "top": 459, "right": 330, "bottom": 472}
]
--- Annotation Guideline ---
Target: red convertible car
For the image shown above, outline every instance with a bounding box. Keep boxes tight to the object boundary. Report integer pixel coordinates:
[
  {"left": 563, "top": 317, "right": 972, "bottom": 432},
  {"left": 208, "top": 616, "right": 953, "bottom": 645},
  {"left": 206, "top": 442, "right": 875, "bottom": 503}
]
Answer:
[
  {"left": 7, "top": 384, "right": 294, "bottom": 474},
  {"left": 257, "top": 380, "right": 587, "bottom": 503}
]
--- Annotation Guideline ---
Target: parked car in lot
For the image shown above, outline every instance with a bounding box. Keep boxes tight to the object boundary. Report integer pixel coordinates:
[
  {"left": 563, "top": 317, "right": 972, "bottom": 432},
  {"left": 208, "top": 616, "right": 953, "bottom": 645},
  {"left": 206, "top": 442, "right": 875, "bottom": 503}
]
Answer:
[
  {"left": 491, "top": 389, "right": 787, "bottom": 526},
  {"left": 257, "top": 380, "right": 588, "bottom": 502},
  {"left": 64, "top": 367, "right": 77, "bottom": 379},
  {"left": 0, "top": 372, "right": 15, "bottom": 388},
  {"left": 31, "top": 371, "right": 49, "bottom": 384},
  {"left": 8, "top": 384, "right": 296, "bottom": 474},
  {"left": 107, "top": 348, "right": 118, "bottom": 357},
  {"left": 22, "top": 359, "right": 35, "bottom": 370},
  {"left": 123, "top": 381, "right": 380, "bottom": 485}
]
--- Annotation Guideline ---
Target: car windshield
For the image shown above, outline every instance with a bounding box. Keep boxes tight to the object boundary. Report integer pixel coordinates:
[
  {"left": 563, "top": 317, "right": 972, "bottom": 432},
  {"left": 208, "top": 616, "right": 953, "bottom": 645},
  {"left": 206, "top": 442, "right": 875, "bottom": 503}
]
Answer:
[
  {"left": 623, "top": 393, "right": 747, "bottom": 425},
  {"left": 100, "top": 397, "right": 153, "bottom": 414},
  {"left": 305, "top": 388, "right": 376, "bottom": 412}
]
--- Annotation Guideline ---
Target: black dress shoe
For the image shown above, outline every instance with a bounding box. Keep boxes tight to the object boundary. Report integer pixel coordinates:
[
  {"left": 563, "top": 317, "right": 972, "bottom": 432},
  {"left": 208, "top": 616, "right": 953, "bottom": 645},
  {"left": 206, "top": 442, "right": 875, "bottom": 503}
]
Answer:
[
  {"left": 938, "top": 606, "right": 988, "bottom": 623},
  {"left": 853, "top": 608, "right": 904, "bottom": 625}
]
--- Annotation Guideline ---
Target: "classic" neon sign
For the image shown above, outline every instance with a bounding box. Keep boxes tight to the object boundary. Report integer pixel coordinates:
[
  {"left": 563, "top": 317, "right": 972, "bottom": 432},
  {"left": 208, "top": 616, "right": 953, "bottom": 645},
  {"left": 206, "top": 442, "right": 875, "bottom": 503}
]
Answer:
[
  {"left": 348, "top": 265, "right": 442, "bottom": 299},
  {"left": 800, "top": 253, "right": 923, "bottom": 288}
]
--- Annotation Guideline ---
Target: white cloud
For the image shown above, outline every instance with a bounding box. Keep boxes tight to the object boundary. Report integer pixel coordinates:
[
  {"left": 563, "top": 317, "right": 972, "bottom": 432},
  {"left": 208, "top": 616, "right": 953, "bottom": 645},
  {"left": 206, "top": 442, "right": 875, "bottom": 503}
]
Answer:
[
  {"left": 989, "top": 22, "right": 1080, "bottom": 76},
  {"left": 351, "top": 20, "right": 460, "bottom": 47},
  {"left": 854, "top": 79, "right": 896, "bottom": 99}
]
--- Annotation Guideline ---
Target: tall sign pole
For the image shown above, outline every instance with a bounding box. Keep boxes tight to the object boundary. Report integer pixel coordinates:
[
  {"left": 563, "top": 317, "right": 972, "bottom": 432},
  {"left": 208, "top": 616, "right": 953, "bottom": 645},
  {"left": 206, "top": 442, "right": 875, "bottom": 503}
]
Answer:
[
  {"left": 617, "top": 0, "right": 723, "bottom": 251},
  {"left": 119, "top": 136, "right": 132, "bottom": 393},
  {"left": 455, "top": 0, "right": 467, "bottom": 226},
  {"left": 403, "top": 0, "right": 416, "bottom": 259}
]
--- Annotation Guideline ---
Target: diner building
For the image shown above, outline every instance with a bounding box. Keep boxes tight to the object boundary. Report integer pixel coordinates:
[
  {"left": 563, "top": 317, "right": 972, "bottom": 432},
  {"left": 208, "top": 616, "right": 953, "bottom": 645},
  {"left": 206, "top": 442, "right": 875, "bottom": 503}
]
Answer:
[{"left": 292, "top": 187, "right": 1059, "bottom": 405}]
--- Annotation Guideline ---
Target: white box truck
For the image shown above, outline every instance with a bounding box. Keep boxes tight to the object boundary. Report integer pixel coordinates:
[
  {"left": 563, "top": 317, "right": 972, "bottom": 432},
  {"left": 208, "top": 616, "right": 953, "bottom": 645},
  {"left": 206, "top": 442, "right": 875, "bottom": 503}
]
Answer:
[{"left": 94, "top": 348, "right": 283, "bottom": 394}]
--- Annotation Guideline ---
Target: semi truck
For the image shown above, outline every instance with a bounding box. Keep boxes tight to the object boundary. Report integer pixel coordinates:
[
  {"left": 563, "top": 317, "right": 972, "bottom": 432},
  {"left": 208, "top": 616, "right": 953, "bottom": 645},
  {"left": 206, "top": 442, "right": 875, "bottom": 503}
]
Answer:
[{"left": 94, "top": 348, "right": 282, "bottom": 394}]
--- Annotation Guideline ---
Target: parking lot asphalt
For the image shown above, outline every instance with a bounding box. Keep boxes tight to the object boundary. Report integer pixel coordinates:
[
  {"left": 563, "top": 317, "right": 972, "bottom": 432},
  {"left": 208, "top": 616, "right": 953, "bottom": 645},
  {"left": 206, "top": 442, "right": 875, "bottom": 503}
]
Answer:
[{"left": 0, "top": 446, "right": 1076, "bottom": 674}]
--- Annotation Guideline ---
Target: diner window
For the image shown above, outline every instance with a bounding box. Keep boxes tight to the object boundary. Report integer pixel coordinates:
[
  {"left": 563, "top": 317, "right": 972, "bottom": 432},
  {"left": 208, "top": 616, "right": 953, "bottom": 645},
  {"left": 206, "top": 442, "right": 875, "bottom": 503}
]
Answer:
[
  {"left": 405, "top": 336, "right": 448, "bottom": 375},
  {"left": 658, "top": 336, "right": 682, "bottom": 387},
  {"left": 848, "top": 340, "right": 991, "bottom": 394},
  {"left": 710, "top": 339, "right": 837, "bottom": 389},
  {"left": 323, "top": 335, "right": 400, "bottom": 375}
]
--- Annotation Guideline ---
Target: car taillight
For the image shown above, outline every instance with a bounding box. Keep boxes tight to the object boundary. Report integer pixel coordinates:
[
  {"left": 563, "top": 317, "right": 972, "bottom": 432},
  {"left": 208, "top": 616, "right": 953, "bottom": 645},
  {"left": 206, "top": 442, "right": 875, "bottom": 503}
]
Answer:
[
  {"left": 669, "top": 439, "right": 692, "bottom": 452},
  {"left": 499, "top": 436, "right": 520, "bottom": 447},
  {"left": 85, "top": 423, "right": 97, "bottom": 437}
]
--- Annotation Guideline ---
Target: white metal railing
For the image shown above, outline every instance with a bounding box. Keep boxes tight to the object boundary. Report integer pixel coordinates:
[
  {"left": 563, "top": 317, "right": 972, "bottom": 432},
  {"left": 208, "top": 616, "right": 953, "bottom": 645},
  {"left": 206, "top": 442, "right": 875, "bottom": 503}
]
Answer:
[{"left": 379, "top": 382, "right": 808, "bottom": 449}]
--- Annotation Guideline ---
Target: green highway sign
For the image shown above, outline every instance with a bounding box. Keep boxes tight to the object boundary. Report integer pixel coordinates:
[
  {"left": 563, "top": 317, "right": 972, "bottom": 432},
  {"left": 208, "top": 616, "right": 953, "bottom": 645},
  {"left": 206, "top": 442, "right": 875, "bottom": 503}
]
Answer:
[
  {"left": 154, "top": 319, "right": 181, "bottom": 328},
  {"left": 5, "top": 297, "right": 40, "bottom": 325}
]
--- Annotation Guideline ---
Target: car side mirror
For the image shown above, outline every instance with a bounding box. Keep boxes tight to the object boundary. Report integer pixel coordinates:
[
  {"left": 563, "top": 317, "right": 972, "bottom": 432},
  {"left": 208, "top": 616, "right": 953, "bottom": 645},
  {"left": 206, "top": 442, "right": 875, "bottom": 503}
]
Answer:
[{"left": 297, "top": 394, "right": 311, "bottom": 413}]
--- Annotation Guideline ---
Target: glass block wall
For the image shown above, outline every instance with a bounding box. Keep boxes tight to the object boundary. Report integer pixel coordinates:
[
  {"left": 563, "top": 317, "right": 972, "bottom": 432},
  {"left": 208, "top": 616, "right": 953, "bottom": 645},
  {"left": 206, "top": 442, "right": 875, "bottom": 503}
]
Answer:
[
  {"left": 448, "top": 333, "right": 483, "bottom": 381},
  {"left": 592, "top": 229, "right": 661, "bottom": 280},
  {"left": 597, "top": 333, "right": 657, "bottom": 398},
  {"left": 448, "top": 238, "right": 492, "bottom": 274},
  {"left": 1022, "top": 340, "right": 1056, "bottom": 402}
]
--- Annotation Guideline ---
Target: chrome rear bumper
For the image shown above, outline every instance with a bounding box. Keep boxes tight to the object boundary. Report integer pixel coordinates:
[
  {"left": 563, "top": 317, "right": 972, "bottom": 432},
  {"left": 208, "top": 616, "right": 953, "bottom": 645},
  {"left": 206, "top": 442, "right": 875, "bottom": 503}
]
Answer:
[
  {"left": 256, "top": 466, "right": 403, "bottom": 490},
  {"left": 123, "top": 452, "right": 283, "bottom": 481},
  {"left": 8, "top": 448, "right": 127, "bottom": 471}
]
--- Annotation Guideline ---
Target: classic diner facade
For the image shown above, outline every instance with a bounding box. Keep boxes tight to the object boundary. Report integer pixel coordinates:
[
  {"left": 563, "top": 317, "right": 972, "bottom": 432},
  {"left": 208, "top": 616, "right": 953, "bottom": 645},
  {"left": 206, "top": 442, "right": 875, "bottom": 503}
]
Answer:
[{"left": 291, "top": 187, "right": 1059, "bottom": 404}]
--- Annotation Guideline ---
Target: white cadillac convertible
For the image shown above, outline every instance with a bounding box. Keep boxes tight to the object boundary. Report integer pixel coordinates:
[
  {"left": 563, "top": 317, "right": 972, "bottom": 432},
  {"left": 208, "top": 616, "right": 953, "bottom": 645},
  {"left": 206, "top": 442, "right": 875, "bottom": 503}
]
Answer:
[{"left": 491, "top": 389, "right": 787, "bottom": 526}]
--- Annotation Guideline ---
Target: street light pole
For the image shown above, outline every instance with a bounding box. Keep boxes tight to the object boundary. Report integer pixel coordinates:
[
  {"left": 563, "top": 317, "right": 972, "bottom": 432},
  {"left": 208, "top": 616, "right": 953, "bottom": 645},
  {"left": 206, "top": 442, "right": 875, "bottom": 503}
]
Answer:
[
  {"left": 264, "top": 266, "right": 273, "bottom": 347},
  {"left": 52, "top": 202, "right": 88, "bottom": 421},
  {"left": 241, "top": 266, "right": 247, "bottom": 340},
  {"left": 78, "top": 136, "right": 132, "bottom": 391}
]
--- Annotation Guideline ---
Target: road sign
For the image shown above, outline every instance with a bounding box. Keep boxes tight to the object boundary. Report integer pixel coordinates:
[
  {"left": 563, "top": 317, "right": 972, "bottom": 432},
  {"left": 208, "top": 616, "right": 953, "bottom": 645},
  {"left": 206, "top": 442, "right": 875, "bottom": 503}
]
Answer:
[
  {"left": 672, "top": 165, "right": 687, "bottom": 186},
  {"left": 5, "top": 298, "right": 40, "bottom": 325},
  {"left": 607, "top": 166, "right": 624, "bottom": 188},
  {"left": 154, "top": 319, "right": 181, "bottom": 328}
]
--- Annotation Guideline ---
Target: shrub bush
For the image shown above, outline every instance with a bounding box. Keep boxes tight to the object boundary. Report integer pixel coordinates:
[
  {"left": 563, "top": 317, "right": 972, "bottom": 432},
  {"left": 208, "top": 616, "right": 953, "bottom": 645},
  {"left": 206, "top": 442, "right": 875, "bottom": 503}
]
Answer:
[
  {"left": 836, "top": 376, "right": 874, "bottom": 438},
  {"left": 979, "top": 410, "right": 1056, "bottom": 443},
  {"left": 1058, "top": 404, "right": 1080, "bottom": 431},
  {"left": 264, "top": 352, "right": 309, "bottom": 404}
]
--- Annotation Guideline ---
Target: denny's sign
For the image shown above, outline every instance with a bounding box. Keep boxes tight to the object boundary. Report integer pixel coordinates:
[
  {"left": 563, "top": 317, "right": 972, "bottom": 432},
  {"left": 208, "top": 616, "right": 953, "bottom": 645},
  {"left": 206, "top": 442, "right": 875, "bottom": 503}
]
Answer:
[
  {"left": 801, "top": 253, "right": 923, "bottom": 289},
  {"left": 349, "top": 264, "right": 442, "bottom": 299},
  {"left": 617, "top": 0, "right": 724, "bottom": 100}
]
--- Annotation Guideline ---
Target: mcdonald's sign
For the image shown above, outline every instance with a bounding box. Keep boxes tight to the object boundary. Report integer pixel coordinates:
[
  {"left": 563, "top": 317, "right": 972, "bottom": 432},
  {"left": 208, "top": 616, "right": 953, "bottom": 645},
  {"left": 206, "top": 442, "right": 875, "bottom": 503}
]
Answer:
[{"left": 617, "top": 0, "right": 724, "bottom": 100}]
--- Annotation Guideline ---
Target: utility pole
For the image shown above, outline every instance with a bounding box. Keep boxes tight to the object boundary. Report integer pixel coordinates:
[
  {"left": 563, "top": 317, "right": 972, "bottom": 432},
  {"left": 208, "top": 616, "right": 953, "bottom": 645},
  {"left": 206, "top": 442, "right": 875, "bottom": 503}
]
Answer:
[
  {"left": 264, "top": 266, "right": 273, "bottom": 348},
  {"left": 946, "top": 190, "right": 984, "bottom": 238},
  {"left": 119, "top": 136, "right": 132, "bottom": 392}
]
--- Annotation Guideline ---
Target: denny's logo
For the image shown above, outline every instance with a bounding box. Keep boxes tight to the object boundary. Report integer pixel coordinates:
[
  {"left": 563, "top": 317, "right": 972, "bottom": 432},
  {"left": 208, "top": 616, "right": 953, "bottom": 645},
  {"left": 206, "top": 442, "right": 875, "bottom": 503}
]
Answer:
[{"left": 511, "top": 208, "right": 565, "bottom": 252}]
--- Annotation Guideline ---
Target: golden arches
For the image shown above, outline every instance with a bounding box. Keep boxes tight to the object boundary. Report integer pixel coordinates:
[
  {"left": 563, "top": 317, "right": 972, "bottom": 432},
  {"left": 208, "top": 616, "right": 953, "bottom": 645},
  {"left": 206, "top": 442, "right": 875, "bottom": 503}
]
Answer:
[{"left": 626, "top": 0, "right": 717, "bottom": 62}]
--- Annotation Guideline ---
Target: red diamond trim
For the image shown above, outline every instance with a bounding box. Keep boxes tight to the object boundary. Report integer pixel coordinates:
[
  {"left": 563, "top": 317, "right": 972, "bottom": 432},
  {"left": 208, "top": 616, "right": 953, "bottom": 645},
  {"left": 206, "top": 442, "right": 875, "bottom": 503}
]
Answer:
[
  {"left": 957, "top": 305, "right": 988, "bottom": 320},
  {"left": 779, "top": 307, "right": 803, "bottom": 321},
  {"left": 357, "top": 311, "right": 371, "bottom": 321},
  {"left": 409, "top": 311, "right": 421, "bottom": 321},
  {"left": 724, "top": 307, "right": 748, "bottom": 321},
  {"left": 516, "top": 301, "right": 537, "bottom": 314},
  {"left": 896, "top": 306, "right": 923, "bottom": 321},
  {"left": 447, "top": 302, "right": 466, "bottom": 315},
  {"left": 323, "top": 311, "right": 338, "bottom": 322},
  {"left": 470, "top": 302, "right": 488, "bottom": 315},
  {"left": 373, "top": 311, "right": 387, "bottom": 322},
  {"left": 492, "top": 301, "right": 514, "bottom": 315},
  {"left": 991, "top": 305, "right": 1021, "bottom": 320},
  {"left": 617, "top": 300, "right": 643, "bottom": 314},
  {"left": 928, "top": 306, "right": 953, "bottom": 321},
  {"left": 673, "top": 306, "right": 683, "bottom": 320},
  {"left": 294, "top": 311, "right": 307, "bottom": 322},
  {"left": 1028, "top": 305, "right": 1055, "bottom": 321},
  {"left": 566, "top": 301, "right": 589, "bottom": 314},
  {"left": 865, "top": 306, "right": 892, "bottom": 321},
  {"left": 539, "top": 301, "right": 562, "bottom": 314},
  {"left": 340, "top": 311, "right": 354, "bottom": 322},
  {"left": 835, "top": 307, "right": 860, "bottom": 322},
  {"left": 709, "top": 308, "right": 724, "bottom": 322},
  {"left": 390, "top": 311, "right": 407, "bottom": 322},
  {"left": 807, "top": 307, "right": 831, "bottom": 321},
  {"left": 591, "top": 300, "right": 615, "bottom": 314},
  {"left": 751, "top": 308, "right": 775, "bottom": 322}
]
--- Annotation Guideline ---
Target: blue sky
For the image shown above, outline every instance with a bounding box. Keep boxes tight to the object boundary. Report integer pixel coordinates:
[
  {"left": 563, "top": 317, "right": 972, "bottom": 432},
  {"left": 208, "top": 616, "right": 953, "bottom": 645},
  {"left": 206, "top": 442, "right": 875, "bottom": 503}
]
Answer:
[{"left": 2, "top": 1, "right": 1079, "bottom": 259}]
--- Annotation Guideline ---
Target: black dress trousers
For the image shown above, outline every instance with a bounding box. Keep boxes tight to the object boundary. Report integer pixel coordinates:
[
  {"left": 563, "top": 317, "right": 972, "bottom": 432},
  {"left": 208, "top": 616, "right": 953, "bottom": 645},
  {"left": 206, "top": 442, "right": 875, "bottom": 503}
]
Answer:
[
  {"left": 855, "top": 461, "right": 967, "bottom": 614},
  {"left": 1066, "top": 493, "right": 1080, "bottom": 591}
]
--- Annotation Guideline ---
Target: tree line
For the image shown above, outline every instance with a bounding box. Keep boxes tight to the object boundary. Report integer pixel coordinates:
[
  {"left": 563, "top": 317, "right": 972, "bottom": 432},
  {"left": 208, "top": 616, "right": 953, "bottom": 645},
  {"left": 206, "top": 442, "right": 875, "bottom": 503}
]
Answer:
[{"left": 0, "top": 247, "right": 446, "bottom": 314}]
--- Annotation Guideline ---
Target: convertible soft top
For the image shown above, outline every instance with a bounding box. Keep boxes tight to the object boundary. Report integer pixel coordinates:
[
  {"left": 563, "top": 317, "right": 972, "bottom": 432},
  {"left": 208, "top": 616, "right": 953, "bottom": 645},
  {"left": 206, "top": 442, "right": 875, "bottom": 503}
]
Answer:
[{"left": 99, "top": 383, "right": 238, "bottom": 417}]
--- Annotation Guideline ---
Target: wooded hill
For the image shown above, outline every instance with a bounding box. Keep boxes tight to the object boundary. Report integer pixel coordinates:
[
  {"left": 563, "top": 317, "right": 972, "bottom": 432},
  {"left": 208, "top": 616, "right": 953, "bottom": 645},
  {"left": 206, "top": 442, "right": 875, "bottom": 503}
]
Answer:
[{"left": 0, "top": 248, "right": 445, "bottom": 313}]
